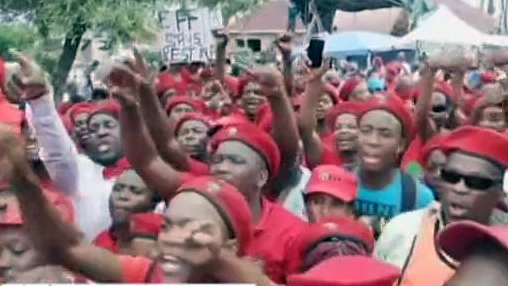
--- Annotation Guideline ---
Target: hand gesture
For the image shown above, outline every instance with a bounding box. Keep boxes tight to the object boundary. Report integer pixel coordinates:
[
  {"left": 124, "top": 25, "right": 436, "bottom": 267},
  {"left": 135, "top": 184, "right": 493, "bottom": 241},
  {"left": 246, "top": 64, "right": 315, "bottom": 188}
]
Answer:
[
  {"left": 275, "top": 33, "right": 293, "bottom": 58},
  {"left": 106, "top": 47, "right": 154, "bottom": 107},
  {"left": 7, "top": 50, "right": 49, "bottom": 102},
  {"left": 247, "top": 65, "right": 285, "bottom": 98},
  {"left": 213, "top": 29, "right": 229, "bottom": 50},
  {"left": 419, "top": 61, "right": 436, "bottom": 83},
  {"left": 302, "top": 57, "right": 330, "bottom": 96},
  {"left": 163, "top": 220, "right": 223, "bottom": 271}
]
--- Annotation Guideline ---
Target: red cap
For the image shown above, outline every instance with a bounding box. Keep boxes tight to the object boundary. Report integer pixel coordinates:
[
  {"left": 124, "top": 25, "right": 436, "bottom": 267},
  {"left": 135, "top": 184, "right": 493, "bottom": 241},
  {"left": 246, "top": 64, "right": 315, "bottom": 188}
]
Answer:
[
  {"left": 287, "top": 256, "right": 400, "bottom": 286},
  {"left": 174, "top": 112, "right": 211, "bottom": 136},
  {"left": 325, "top": 102, "right": 363, "bottom": 131},
  {"left": 164, "top": 95, "right": 205, "bottom": 114},
  {"left": 155, "top": 72, "right": 180, "bottom": 96},
  {"left": 439, "top": 126, "right": 508, "bottom": 168},
  {"left": 57, "top": 102, "right": 73, "bottom": 116},
  {"left": 339, "top": 78, "right": 360, "bottom": 101},
  {"left": 306, "top": 165, "right": 358, "bottom": 203},
  {"left": 210, "top": 123, "right": 280, "bottom": 178},
  {"left": 177, "top": 176, "right": 253, "bottom": 256},
  {"left": 90, "top": 99, "right": 121, "bottom": 119},
  {"left": 297, "top": 216, "right": 374, "bottom": 262},
  {"left": 130, "top": 213, "right": 163, "bottom": 238},
  {"left": 359, "top": 96, "right": 415, "bottom": 139},
  {"left": 438, "top": 220, "right": 508, "bottom": 262},
  {"left": 68, "top": 102, "right": 95, "bottom": 124}
]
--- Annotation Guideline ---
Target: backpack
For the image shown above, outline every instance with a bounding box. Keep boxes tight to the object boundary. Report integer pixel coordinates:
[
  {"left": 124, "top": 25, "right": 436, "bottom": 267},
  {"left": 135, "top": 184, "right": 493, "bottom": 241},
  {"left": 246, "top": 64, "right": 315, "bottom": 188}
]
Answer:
[{"left": 400, "top": 171, "right": 417, "bottom": 213}]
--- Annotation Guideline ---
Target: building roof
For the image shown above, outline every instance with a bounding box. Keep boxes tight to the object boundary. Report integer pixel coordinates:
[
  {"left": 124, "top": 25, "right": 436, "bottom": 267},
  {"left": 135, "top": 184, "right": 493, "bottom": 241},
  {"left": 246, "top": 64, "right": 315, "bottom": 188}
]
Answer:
[
  {"left": 228, "top": 0, "right": 306, "bottom": 33},
  {"left": 434, "top": 0, "right": 496, "bottom": 33},
  {"left": 333, "top": 8, "right": 404, "bottom": 34}
]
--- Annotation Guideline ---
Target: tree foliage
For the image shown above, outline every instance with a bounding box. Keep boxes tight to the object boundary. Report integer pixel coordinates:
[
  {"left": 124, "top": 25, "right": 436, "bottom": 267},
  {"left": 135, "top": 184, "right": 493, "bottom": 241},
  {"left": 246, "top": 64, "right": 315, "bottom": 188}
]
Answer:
[
  {"left": 196, "top": 0, "right": 267, "bottom": 24},
  {"left": 1, "top": 0, "right": 159, "bottom": 103}
]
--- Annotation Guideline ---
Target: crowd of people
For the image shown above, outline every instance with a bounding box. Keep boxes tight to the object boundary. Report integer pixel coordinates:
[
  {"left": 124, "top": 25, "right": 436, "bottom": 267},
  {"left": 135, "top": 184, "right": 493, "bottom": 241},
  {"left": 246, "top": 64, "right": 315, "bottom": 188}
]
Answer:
[{"left": 0, "top": 30, "right": 507, "bottom": 285}]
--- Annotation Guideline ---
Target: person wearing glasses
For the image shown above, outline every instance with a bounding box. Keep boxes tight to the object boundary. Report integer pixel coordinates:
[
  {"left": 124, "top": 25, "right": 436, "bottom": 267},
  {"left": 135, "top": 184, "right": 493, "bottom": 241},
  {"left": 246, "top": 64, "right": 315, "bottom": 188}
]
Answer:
[{"left": 374, "top": 126, "right": 508, "bottom": 286}]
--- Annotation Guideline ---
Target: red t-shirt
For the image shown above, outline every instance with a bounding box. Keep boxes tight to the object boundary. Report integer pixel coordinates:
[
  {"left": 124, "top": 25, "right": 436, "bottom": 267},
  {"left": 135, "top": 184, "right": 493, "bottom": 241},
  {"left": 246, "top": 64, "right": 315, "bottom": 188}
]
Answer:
[
  {"left": 188, "top": 158, "right": 210, "bottom": 175},
  {"left": 118, "top": 255, "right": 163, "bottom": 283},
  {"left": 246, "top": 198, "right": 306, "bottom": 284},
  {"left": 93, "top": 229, "right": 118, "bottom": 253}
]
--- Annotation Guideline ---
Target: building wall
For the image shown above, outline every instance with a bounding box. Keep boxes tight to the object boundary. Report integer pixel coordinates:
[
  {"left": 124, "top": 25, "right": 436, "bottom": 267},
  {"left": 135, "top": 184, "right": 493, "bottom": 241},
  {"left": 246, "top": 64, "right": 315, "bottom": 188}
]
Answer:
[{"left": 229, "top": 32, "right": 305, "bottom": 53}]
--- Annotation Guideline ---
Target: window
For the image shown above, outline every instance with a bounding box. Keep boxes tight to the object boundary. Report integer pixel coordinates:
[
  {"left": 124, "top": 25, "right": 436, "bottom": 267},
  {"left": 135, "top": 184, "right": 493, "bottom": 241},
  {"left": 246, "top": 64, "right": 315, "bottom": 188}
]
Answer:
[
  {"left": 235, "top": 39, "right": 245, "bottom": 48},
  {"left": 247, "top": 39, "right": 261, "bottom": 52}
]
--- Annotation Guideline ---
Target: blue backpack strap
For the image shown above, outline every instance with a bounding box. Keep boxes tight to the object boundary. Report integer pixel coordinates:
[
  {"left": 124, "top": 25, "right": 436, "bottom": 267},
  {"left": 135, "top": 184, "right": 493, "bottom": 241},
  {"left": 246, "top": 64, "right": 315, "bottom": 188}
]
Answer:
[{"left": 400, "top": 171, "right": 417, "bottom": 213}]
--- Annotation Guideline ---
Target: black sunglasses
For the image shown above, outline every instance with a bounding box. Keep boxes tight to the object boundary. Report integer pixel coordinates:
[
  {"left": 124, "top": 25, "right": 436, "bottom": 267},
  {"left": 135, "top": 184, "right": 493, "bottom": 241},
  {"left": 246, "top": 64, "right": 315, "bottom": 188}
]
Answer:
[
  {"left": 431, "top": 105, "right": 448, "bottom": 113},
  {"left": 440, "top": 169, "right": 503, "bottom": 190}
]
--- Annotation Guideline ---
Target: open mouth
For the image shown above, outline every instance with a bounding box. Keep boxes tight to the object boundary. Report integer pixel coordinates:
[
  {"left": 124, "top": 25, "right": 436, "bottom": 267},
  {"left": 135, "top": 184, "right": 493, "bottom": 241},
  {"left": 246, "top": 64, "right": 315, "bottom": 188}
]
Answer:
[{"left": 159, "top": 255, "right": 187, "bottom": 274}]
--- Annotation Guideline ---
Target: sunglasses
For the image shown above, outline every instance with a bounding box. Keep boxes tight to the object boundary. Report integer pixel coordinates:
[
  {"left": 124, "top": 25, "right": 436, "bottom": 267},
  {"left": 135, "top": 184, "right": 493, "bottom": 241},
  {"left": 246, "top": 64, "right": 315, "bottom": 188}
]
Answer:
[
  {"left": 431, "top": 105, "right": 448, "bottom": 113},
  {"left": 440, "top": 169, "right": 502, "bottom": 190}
]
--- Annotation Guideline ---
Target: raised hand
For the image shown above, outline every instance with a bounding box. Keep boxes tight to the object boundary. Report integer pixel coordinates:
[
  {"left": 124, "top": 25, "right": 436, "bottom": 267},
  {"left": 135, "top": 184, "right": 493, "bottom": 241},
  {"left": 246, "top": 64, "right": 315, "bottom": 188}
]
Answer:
[
  {"left": 8, "top": 50, "right": 49, "bottom": 102},
  {"left": 162, "top": 220, "right": 223, "bottom": 271},
  {"left": 247, "top": 65, "right": 285, "bottom": 98},
  {"left": 275, "top": 33, "right": 293, "bottom": 58},
  {"left": 213, "top": 29, "right": 229, "bottom": 50}
]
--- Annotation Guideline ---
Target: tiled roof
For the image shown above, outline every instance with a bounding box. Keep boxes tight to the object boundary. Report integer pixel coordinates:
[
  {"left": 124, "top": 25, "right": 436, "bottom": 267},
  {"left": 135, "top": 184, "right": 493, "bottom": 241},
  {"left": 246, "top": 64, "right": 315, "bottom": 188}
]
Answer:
[{"left": 228, "top": 0, "right": 306, "bottom": 33}]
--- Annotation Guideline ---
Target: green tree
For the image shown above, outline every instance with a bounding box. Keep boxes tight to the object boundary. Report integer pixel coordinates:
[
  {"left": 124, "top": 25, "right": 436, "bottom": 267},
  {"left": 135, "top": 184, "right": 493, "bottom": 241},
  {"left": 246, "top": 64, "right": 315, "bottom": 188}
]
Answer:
[{"left": 1, "top": 0, "right": 159, "bottom": 103}]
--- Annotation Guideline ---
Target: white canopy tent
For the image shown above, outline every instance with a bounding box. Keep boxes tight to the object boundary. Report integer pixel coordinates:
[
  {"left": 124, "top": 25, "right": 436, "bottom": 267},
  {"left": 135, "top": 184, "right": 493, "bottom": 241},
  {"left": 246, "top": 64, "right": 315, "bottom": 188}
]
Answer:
[
  {"left": 399, "top": 5, "right": 487, "bottom": 47},
  {"left": 483, "top": 34, "right": 508, "bottom": 47}
]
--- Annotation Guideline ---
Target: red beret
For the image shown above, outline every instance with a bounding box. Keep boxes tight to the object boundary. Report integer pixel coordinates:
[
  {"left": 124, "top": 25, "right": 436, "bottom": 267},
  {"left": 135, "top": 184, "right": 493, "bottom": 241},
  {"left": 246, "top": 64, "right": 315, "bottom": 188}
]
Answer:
[
  {"left": 439, "top": 126, "right": 508, "bottom": 168},
  {"left": 481, "top": 71, "right": 497, "bottom": 84},
  {"left": 57, "top": 102, "right": 73, "bottom": 116},
  {"left": 130, "top": 213, "right": 163, "bottom": 238},
  {"left": 326, "top": 102, "right": 363, "bottom": 131},
  {"left": 421, "top": 133, "right": 447, "bottom": 165},
  {"left": 339, "top": 78, "right": 360, "bottom": 101},
  {"left": 224, "top": 75, "right": 240, "bottom": 98},
  {"left": 174, "top": 112, "right": 211, "bottom": 136},
  {"left": 155, "top": 73, "right": 175, "bottom": 96},
  {"left": 359, "top": 96, "right": 415, "bottom": 140},
  {"left": 306, "top": 165, "right": 358, "bottom": 203},
  {"left": 434, "top": 81, "right": 454, "bottom": 101},
  {"left": 90, "top": 99, "right": 121, "bottom": 119},
  {"left": 287, "top": 255, "right": 399, "bottom": 286},
  {"left": 210, "top": 123, "right": 280, "bottom": 178},
  {"left": 296, "top": 216, "right": 374, "bottom": 263},
  {"left": 324, "top": 84, "right": 339, "bottom": 105},
  {"left": 208, "top": 114, "right": 249, "bottom": 136},
  {"left": 68, "top": 102, "right": 95, "bottom": 124},
  {"left": 164, "top": 96, "right": 205, "bottom": 114},
  {"left": 177, "top": 176, "right": 253, "bottom": 256},
  {"left": 438, "top": 220, "right": 508, "bottom": 262}
]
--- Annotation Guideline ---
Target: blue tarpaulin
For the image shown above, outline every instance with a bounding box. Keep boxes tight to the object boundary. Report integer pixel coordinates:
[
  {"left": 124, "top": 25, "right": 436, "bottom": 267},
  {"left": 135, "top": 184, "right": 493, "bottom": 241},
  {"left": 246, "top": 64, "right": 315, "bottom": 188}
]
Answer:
[{"left": 324, "top": 31, "right": 401, "bottom": 56}]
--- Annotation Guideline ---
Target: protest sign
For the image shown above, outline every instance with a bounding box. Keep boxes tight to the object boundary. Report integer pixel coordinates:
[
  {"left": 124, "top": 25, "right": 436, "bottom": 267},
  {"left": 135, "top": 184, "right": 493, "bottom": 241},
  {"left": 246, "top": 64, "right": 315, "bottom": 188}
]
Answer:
[
  {"left": 231, "top": 48, "right": 255, "bottom": 72},
  {"left": 159, "top": 8, "right": 222, "bottom": 63}
]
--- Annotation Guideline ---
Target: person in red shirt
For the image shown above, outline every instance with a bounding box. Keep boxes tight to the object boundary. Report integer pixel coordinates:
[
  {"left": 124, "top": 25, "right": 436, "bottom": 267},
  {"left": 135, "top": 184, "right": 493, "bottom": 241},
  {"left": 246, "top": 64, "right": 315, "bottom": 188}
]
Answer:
[
  {"left": 109, "top": 54, "right": 303, "bottom": 283},
  {"left": 164, "top": 95, "right": 205, "bottom": 122},
  {"left": 7, "top": 140, "right": 259, "bottom": 284},
  {"left": 174, "top": 112, "right": 211, "bottom": 164},
  {"left": 93, "top": 167, "right": 162, "bottom": 254},
  {"left": 299, "top": 64, "right": 362, "bottom": 170},
  {"left": 305, "top": 165, "right": 358, "bottom": 223}
]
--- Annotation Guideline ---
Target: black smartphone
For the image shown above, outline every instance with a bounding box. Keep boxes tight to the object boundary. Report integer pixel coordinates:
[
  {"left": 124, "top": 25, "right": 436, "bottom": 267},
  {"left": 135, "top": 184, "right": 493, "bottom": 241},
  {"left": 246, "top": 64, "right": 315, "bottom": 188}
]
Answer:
[{"left": 307, "top": 37, "right": 325, "bottom": 68}]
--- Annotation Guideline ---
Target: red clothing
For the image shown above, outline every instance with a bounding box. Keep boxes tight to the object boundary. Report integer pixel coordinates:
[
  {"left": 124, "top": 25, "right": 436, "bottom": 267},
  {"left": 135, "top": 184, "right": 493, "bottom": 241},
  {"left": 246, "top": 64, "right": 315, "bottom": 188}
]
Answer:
[
  {"left": 118, "top": 255, "right": 163, "bottom": 283},
  {"left": 93, "top": 229, "right": 118, "bottom": 253},
  {"left": 187, "top": 158, "right": 210, "bottom": 175},
  {"left": 246, "top": 198, "right": 306, "bottom": 284}
]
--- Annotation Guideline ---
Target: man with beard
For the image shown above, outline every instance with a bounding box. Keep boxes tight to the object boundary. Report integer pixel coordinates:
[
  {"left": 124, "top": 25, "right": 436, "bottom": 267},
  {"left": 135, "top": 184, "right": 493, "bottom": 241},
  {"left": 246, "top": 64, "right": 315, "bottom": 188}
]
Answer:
[{"left": 375, "top": 126, "right": 508, "bottom": 286}]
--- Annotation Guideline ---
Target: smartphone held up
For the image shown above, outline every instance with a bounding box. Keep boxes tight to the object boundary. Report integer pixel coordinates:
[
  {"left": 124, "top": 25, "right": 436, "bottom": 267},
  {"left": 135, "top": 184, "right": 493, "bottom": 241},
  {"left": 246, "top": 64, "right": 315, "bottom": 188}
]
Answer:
[{"left": 307, "top": 36, "right": 325, "bottom": 68}]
